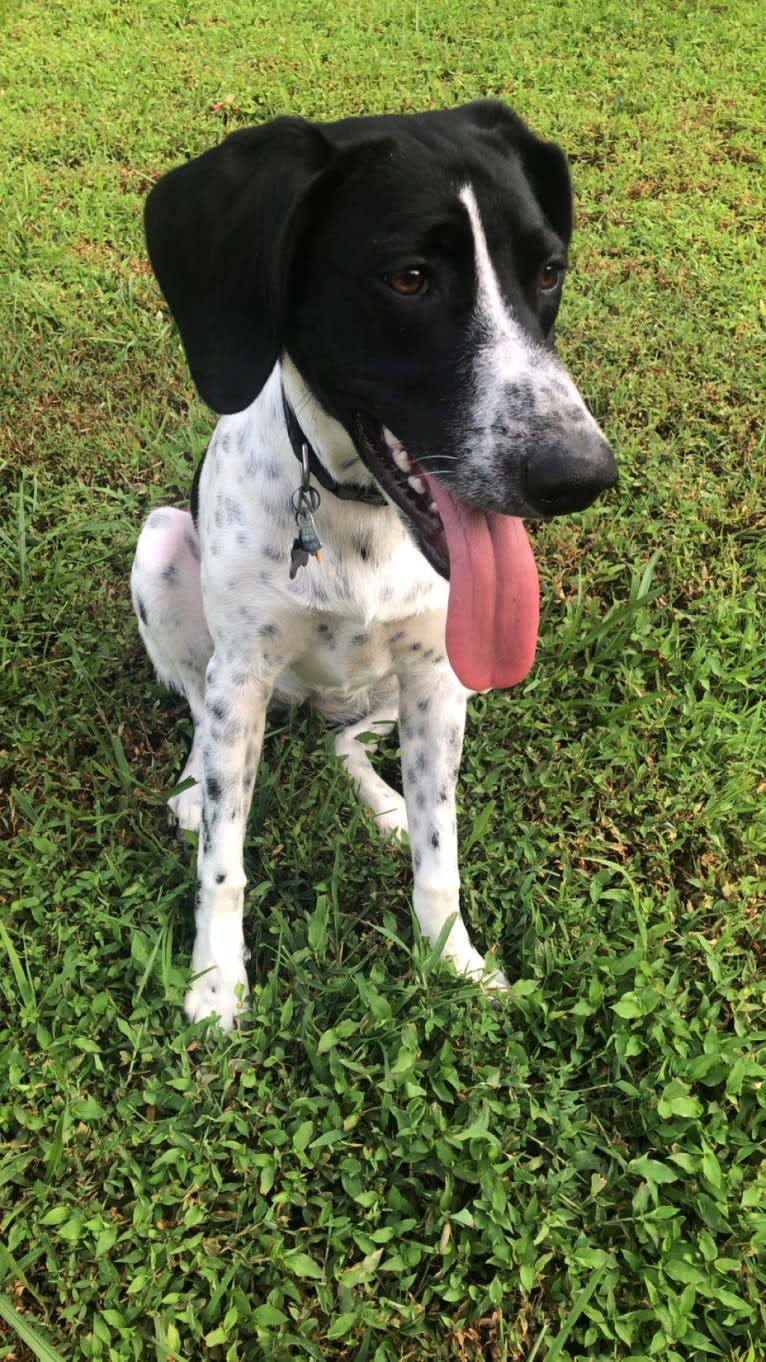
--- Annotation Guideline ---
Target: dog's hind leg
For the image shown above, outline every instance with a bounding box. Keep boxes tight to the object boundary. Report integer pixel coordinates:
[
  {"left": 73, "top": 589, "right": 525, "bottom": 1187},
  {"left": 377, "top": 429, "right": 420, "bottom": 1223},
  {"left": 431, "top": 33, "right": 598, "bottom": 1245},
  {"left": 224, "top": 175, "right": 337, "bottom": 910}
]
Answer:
[
  {"left": 334, "top": 705, "right": 408, "bottom": 837},
  {"left": 131, "top": 507, "right": 213, "bottom": 831}
]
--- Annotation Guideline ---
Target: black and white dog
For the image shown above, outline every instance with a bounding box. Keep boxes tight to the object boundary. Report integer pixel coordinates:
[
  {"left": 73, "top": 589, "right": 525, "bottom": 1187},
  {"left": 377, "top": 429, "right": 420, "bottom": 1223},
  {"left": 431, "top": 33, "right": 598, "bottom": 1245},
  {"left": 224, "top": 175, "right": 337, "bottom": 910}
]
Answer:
[{"left": 131, "top": 101, "right": 617, "bottom": 1028}]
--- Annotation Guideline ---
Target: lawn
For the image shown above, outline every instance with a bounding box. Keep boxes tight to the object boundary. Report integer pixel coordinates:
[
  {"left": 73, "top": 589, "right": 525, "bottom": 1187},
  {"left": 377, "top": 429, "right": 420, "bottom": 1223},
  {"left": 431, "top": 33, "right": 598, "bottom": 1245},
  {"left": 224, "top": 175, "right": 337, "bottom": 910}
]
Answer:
[{"left": 1, "top": 0, "right": 765, "bottom": 1358}]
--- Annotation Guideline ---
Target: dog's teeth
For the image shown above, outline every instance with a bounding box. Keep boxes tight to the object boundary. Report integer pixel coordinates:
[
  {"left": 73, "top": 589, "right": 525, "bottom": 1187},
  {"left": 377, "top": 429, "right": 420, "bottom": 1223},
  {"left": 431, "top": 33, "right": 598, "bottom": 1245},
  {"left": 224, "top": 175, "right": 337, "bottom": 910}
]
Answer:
[
  {"left": 429, "top": 499, "right": 438, "bottom": 513},
  {"left": 408, "top": 475, "right": 426, "bottom": 495},
  {"left": 382, "top": 426, "right": 412, "bottom": 472}
]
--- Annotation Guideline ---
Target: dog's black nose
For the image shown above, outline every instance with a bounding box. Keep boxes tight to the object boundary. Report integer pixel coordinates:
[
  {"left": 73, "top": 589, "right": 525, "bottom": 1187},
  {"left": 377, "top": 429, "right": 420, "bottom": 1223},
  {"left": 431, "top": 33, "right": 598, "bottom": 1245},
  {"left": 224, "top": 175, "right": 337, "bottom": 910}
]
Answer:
[{"left": 523, "top": 438, "right": 618, "bottom": 516}]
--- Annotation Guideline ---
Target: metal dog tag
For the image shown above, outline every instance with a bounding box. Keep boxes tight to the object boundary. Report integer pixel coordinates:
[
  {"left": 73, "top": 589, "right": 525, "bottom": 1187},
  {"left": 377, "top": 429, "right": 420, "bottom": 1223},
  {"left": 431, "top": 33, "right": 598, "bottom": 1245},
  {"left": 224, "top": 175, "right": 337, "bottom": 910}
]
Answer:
[
  {"left": 289, "top": 455, "right": 323, "bottom": 578},
  {"left": 289, "top": 510, "right": 322, "bottom": 578},
  {"left": 289, "top": 538, "right": 310, "bottom": 578},
  {"left": 295, "top": 502, "right": 322, "bottom": 557}
]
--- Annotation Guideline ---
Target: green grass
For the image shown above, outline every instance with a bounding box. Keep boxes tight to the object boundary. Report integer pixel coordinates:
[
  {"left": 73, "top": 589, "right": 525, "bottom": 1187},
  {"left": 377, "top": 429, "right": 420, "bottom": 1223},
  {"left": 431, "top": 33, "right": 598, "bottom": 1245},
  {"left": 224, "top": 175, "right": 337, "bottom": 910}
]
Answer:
[{"left": 1, "top": 0, "right": 765, "bottom": 1358}]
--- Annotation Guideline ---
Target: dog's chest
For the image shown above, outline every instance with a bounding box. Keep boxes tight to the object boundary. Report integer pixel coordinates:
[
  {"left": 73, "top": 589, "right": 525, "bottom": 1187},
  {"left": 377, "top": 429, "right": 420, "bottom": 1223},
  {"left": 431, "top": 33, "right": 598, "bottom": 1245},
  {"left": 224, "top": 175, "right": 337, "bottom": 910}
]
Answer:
[
  {"left": 284, "top": 605, "right": 445, "bottom": 696},
  {"left": 287, "top": 613, "right": 399, "bottom": 692},
  {"left": 200, "top": 395, "right": 451, "bottom": 700}
]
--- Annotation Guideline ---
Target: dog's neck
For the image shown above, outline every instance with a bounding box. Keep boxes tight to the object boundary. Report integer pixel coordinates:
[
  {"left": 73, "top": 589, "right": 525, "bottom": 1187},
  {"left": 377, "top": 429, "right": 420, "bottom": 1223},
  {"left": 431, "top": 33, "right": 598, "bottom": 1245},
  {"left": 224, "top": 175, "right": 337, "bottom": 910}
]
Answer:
[
  {"left": 281, "top": 392, "right": 386, "bottom": 507},
  {"left": 280, "top": 356, "right": 381, "bottom": 495}
]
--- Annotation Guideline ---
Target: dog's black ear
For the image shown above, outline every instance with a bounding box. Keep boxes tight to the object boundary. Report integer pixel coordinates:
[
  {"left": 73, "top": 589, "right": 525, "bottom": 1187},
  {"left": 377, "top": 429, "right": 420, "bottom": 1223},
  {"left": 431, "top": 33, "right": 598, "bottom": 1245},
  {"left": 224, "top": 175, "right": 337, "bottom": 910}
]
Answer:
[
  {"left": 144, "top": 117, "right": 333, "bottom": 413},
  {"left": 461, "top": 100, "right": 573, "bottom": 246},
  {"left": 518, "top": 134, "right": 573, "bottom": 246}
]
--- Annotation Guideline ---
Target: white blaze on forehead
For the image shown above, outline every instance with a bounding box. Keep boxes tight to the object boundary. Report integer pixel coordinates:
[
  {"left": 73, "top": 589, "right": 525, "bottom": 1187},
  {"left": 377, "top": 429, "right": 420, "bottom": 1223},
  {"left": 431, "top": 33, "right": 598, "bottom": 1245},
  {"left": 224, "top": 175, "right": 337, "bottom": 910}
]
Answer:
[
  {"left": 459, "top": 183, "right": 535, "bottom": 354},
  {"left": 457, "top": 181, "right": 602, "bottom": 434},
  {"left": 457, "top": 180, "right": 545, "bottom": 454}
]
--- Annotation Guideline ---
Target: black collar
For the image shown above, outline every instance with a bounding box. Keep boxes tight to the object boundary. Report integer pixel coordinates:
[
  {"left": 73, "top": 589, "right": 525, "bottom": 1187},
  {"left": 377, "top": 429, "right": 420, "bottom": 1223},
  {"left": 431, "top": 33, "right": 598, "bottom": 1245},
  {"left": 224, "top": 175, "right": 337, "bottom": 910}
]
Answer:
[{"left": 282, "top": 390, "right": 387, "bottom": 507}]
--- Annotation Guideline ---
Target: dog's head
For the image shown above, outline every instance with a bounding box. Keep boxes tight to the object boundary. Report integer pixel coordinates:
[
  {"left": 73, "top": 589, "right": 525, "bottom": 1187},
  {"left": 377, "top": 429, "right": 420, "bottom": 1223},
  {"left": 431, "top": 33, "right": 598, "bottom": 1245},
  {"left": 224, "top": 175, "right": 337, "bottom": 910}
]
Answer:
[{"left": 145, "top": 102, "right": 616, "bottom": 689}]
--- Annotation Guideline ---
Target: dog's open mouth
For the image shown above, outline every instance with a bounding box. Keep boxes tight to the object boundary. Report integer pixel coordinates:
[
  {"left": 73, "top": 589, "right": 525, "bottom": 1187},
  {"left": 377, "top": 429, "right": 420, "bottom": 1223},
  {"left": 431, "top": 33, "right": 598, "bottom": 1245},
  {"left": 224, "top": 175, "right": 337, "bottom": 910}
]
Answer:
[
  {"left": 353, "top": 413, "right": 540, "bottom": 692},
  {"left": 353, "top": 414, "right": 450, "bottom": 578}
]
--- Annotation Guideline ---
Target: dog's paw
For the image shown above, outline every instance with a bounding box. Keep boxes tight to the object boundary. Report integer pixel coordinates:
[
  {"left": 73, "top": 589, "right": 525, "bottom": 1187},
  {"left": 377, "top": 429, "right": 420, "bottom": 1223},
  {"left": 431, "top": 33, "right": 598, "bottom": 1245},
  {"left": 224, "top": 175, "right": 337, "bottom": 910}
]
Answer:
[
  {"left": 444, "top": 941, "right": 509, "bottom": 991},
  {"left": 184, "top": 965, "right": 249, "bottom": 1030},
  {"left": 372, "top": 795, "right": 409, "bottom": 839},
  {"left": 169, "top": 782, "right": 202, "bottom": 833},
  {"left": 480, "top": 964, "right": 510, "bottom": 992}
]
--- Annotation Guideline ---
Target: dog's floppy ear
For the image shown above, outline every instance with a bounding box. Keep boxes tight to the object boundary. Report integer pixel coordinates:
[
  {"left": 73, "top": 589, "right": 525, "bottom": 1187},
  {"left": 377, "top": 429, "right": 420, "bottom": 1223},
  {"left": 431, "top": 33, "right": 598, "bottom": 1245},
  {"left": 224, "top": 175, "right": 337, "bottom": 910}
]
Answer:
[
  {"left": 144, "top": 117, "right": 333, "bottom": 414},
  {"left": 461, "top": 100, "right": 573, "bottom": 246},
  {"left": 517, "top": 132, "right": 573, "bottom": 247}
]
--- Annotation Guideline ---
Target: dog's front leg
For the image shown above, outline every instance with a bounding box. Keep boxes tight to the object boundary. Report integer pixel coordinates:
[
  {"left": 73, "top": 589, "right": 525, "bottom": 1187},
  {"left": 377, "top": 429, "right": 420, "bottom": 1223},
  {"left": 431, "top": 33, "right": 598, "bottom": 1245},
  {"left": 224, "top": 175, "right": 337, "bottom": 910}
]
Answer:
[
  {"left": 184, "top": 656, "right": 272, "bottom": 1029},
  {"left": 399, "top": 671, "right": 507, "bottom": 986}
]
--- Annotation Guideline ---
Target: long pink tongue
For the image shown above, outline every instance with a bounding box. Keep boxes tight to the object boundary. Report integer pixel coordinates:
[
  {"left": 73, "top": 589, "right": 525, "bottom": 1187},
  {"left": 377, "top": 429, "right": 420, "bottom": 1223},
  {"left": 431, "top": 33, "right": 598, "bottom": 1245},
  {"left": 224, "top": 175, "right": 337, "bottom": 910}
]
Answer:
[{"left": 428, "top": 479, "right": 540, "bottom": 692}]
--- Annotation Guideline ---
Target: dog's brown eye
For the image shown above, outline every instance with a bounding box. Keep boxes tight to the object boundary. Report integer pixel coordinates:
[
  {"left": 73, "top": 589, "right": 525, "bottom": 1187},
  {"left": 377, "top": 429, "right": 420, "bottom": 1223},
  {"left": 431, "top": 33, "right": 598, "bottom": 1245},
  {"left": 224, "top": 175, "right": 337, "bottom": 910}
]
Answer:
[
  {"left": 539, "top": 263, "right": 563, "bottom": 293},
  {"left": 386, "top": 267, "right": 428, "bottom": 296}
]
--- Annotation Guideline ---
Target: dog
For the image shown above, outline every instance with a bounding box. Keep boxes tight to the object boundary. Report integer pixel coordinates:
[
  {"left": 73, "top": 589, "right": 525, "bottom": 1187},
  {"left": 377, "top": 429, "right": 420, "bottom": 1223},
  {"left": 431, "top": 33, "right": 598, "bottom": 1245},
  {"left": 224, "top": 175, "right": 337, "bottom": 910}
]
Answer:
[{"left": 131, "top": 101, "right": 617, "bottom": 1028}]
